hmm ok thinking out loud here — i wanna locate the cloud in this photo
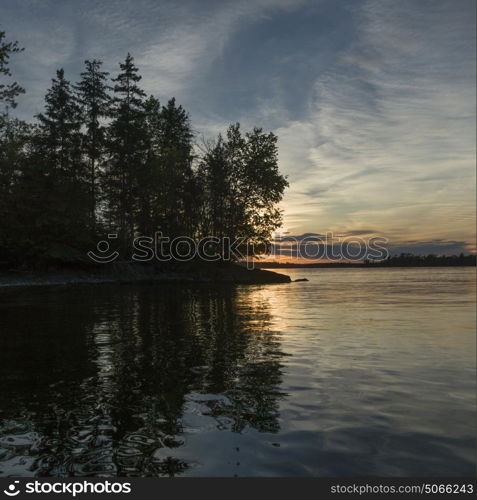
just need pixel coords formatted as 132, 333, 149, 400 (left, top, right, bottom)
271, 234, 475, 260
388, 239, 474, 256
2, 0, 309, 118
271, 0, 475, 252
1, 0, 474, 252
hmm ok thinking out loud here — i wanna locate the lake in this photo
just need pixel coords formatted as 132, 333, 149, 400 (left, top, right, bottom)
0, 267, 475, 477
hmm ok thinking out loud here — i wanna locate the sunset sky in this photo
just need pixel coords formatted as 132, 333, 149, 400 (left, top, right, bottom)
1, 0, 475, 255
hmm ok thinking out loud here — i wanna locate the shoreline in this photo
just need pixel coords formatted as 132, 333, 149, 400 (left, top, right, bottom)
258, 263, 476, 269
0, 262, 291, 290
2, 261, 474, 290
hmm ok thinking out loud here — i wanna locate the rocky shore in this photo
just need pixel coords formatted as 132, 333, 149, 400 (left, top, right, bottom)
0, 261, 291, 289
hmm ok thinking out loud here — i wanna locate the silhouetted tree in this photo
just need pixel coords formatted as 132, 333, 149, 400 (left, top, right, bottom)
76, 59, 111, 232
366, 253, 477, 267
0, 31, 26, 261
30, 69, 90, 259
36, 69, 83, 174
197, 134, 228, 239
156, 98, 194, 239
135, 95, 161, 236
0, 39, 289, 267
199, 124, 288, 256
0, 30, 24, 111
0, 117, 31, 260
104, 54, 146, 246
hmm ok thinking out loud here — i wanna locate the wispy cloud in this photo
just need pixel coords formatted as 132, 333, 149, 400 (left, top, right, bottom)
1, 0, 475, 253
270, 0, 475, 252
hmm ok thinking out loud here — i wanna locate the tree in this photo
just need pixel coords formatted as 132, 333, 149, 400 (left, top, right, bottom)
156, 97, 194, 239
136, 96, 197, 240
0, 30, 24, 111
197, 134, 228, 238
0, 40, 289, 266
104, 53, 146, 246
76, 59, 111, 232
36, 69, 83, 174
136, 95, 161, 236
0, 117, 31, 261
31, 69, 90, 259
199, 124, 288, 256
0, 31, 26, 261
239, 126, 288, 248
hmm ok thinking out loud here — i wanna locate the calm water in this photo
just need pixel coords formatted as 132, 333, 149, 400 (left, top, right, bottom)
0, 268, 475, 477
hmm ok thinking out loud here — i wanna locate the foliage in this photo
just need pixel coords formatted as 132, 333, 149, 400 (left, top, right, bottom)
0, 30, 24, 110
198, 124, 288, 254
0, 33, 288, 265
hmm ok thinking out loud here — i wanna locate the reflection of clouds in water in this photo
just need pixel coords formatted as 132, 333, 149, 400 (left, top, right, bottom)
0, 269, 474, 477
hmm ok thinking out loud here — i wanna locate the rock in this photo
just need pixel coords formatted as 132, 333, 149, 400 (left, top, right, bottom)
0, 262, 292, 288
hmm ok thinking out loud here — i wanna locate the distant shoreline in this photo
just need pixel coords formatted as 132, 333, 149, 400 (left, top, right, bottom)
257, 262, 476, 269
2, 259, 475, 290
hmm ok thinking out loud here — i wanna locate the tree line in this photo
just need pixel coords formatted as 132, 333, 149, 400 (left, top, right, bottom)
0, 31, 288, 265
365, 253, 476, 267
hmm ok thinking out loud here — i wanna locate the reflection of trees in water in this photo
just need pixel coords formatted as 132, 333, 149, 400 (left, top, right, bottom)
0, 285, 285, 477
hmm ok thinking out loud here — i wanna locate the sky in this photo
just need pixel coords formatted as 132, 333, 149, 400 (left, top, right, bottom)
1, 0, 475, 256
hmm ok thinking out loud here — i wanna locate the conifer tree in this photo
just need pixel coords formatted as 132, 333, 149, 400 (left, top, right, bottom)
105, 53, 146, 244
156, 97, 194, 239
0, 31, 24, 111
0, 117, 31, 260
136, 95, 161, 235
32, 69, 90, 258
76, 59, 111, 231
0, 38, 288, 265
36, 69, 83, 175
0, 31, 26, 261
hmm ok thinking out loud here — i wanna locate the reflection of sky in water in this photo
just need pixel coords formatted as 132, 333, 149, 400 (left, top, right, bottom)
0, 267, 475, 476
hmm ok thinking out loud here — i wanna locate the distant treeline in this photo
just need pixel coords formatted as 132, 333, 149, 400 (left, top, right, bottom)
258, 253, 476, 268
365, 253, 476, 267
0, 31, 287, 265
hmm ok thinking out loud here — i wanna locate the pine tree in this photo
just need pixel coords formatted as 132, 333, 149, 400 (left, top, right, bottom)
0, 31, 24, 111
156, 97, 194, 239
105, 53, 146, 245
0, 38, 288, 266
76, 59, 111, 232
36, 69, 83, 175
136, 95, 161, 235
0, 117, 31, 261
0, 31, 26, 261
32, 69, 90, 259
